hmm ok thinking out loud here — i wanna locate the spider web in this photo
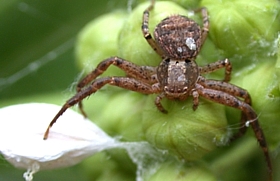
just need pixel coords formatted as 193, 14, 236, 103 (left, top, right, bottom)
0, 38, 75, 91
0, 0, 131, 101
0, 2, 74, 88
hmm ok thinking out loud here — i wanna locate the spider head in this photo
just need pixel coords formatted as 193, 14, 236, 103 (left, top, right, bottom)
154, 15, 202, 61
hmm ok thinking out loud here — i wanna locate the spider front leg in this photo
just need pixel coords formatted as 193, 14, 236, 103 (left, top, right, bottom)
198, 77, 251, 141
142, 0, 165, 57
199, 59, 232, 82
76, 57, 157, 117
44, 76, 161, 140
195, 82, 272, 180
193, 7, 209, 45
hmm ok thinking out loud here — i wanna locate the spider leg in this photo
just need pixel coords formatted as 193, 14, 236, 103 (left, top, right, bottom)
155, 92, 167, 113
199, 59, 232, 82
198, 77, 251, 141
76, 57, 157, 117
44, 76, 161, 140
154, 89, 199, 113
191, 89, 199, 111
142, 0, 165, 57
194, 7, 209, 45
195, 83, 272, 180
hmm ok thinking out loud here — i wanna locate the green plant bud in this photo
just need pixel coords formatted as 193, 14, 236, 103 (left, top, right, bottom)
143, 96, 228, 161
82, 152, 116, 180
83, 150, 135, 181
119, 1, 199, 66
137, 0, 201, 9
227, 60, 280, 149
84, 91, 145, 142
201, 0, 280, 67
96, 165, 135, 181
75, 10, 127, 75
147, 160, 217, 181
163, 0, 201, 9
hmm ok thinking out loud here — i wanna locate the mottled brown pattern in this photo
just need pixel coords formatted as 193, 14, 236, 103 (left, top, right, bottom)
154, 15, 201, 60
43, 1, 272, 180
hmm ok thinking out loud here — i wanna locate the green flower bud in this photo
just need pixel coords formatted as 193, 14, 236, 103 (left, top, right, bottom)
143, 95, 228, 161
81, 91, 145, 142
96, 167, 134, 181
85, 150, 135, 181
201, 0, 280, 68
147, 160, 217, 181
85, 152, 135, 181
162, 0, 201, 9
75, 10, 127, 75
94, 92, 145, 141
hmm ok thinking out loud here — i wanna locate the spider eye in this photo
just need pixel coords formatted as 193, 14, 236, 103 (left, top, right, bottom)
185, 59, 191, 63
165, 58, 170, 63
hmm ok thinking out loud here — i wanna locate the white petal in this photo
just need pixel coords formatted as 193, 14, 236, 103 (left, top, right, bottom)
0, 103, 117, 170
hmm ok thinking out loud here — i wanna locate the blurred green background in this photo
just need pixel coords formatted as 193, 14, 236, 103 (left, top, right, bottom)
0, 0, 129, 101
0, 0, 128, 180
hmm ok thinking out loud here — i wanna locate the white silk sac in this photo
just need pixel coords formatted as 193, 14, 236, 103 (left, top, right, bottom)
0, 103, 119, 179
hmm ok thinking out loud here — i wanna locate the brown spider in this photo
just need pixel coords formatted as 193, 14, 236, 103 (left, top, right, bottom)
43, 0, 272, 179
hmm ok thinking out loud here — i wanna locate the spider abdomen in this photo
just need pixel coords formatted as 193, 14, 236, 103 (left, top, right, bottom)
154, 15, 202, 60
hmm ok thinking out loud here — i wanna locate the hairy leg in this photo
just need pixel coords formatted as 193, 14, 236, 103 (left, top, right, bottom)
142, 0, 165, 57
196, 83, 272, 180
44, 76, 161, 139
193, 7, 209, 44
198, 77, 251, 140
199, 59, 232, 82
76, 57, 157, 116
